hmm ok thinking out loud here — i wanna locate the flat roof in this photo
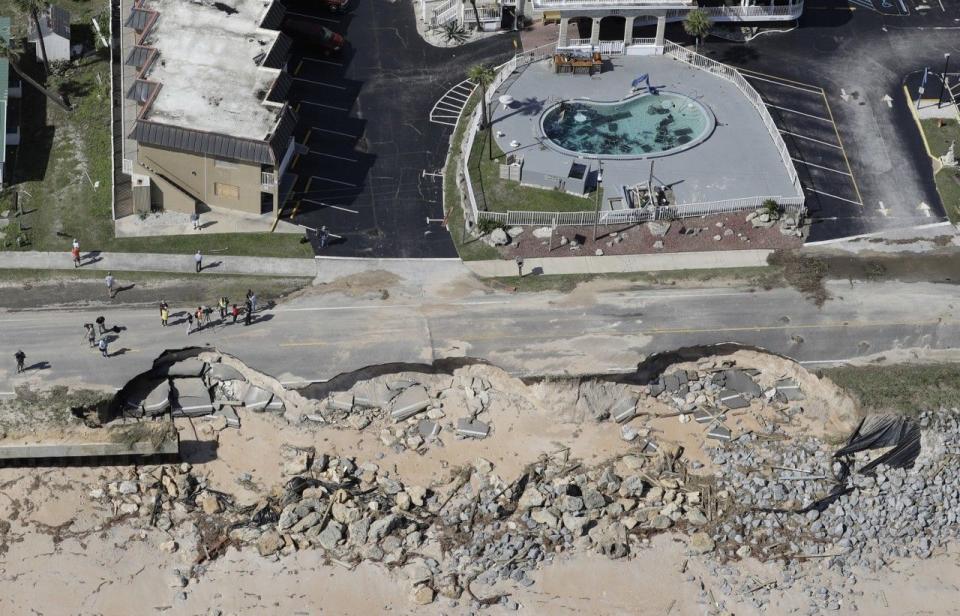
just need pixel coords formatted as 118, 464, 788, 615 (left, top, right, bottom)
139, 0, 282, 141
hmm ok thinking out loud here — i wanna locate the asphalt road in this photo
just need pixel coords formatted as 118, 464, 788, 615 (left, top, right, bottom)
3, 276, 958, 393
280, 0, 515, 257
693, 0, 960, 240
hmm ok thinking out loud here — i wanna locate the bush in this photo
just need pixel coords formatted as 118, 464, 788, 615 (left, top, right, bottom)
476, 217, 507, 234
762, 199, 779, 216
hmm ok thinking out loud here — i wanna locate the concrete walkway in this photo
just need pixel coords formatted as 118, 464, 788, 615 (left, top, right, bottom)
3, 251, 319, 277
464, 249, 773, 277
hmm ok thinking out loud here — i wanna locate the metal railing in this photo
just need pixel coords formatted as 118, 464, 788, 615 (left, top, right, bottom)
432, 0, 459, 26
566, 37, 591, 47
631, 37, 656, 46
261, 171, 277, 189
663, 41, 801, 200
598, 40, 625, 54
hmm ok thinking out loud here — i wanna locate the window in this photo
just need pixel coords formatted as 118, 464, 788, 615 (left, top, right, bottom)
214, 183, 240, 199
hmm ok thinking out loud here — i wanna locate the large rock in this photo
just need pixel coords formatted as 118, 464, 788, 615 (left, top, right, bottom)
532, 226, 553, 239
689, 532, 716, 554
317, 521, 344, 550
390, 386, 430, 421
257, 530, 284, 557
143, 380, 171, 415
369, 514, 399, 540
489, 228, 509, 246
648, 221, 671, 237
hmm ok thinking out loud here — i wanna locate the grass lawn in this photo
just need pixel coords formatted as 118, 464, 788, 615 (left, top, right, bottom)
0, 2, 311, 258
443, 91, 500, 262
468, 122, 595, 214
823, 363, 960, 415
919, 118, 960, 222
490, 266, 774, 293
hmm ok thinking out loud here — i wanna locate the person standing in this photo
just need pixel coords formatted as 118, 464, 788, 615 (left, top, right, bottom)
318, 226, 329, 249
105, 272, 115, 298
191, 212, 200, 231
71, 244, 81, 268
84, 323, 96, 347
194, 250, 203, 273
72, 238, 80, 251
203, 305, 214, 328
195, 306, 205, 331
15, 349, 26, 373
96, 315, 107, 334
244, 300, 252, 326
249, 291, 258, 314
160, 306, 169, 327
186, 312, 194, 335
98, 337, 109, 358
218, 296, 228, 319
231, 303, 239, 324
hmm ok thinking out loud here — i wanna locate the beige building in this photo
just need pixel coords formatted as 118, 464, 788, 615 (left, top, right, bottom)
118, 0, 296, 219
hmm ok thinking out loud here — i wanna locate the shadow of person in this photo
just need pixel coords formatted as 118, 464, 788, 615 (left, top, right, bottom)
111, 325, 127, 333
114, 284, 136, 296
24, 361, 51, 370
203, 261, 223, 270
110, 348, 131, 357
199, 221, 218, 230
252, 314, 275, 325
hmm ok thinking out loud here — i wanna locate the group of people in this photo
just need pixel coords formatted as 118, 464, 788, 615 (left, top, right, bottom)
160, 289, 260, 335
83, 315, 114, 358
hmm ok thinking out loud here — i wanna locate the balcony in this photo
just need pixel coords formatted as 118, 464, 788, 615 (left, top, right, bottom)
261, 171, 277, 190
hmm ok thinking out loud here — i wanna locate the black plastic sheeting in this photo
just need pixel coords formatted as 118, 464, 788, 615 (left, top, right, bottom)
756, 415, 921, 515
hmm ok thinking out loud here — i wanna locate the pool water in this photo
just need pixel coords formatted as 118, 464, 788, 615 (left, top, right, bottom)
540, 92, 714, 158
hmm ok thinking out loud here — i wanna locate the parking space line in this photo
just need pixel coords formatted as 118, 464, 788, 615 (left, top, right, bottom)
293, 77, 347, 90
792, 158, 852, 176
764, 103, 832, 123
303, 198, 359, 214
300, 57, 344, 67
295, 60, 303, 76
821, 91, 864, 207
742, 72, 822, 95
802, 186, 863, 205
311, 126, 359, 139
299, 100, 349, 112
311, 176, 359, 187
308, 149, 358, 162
779, 129, 843, 149
737, 67, 823, 92
285, 10, 339, 23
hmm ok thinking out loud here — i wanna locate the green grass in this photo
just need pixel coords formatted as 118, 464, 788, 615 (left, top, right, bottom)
443, 92, 500, 262
823, 363, 960, 415
919, 118, 960, 223
0, 3, 311, 258
468, 121, 596, 214
490, 266, 774, 293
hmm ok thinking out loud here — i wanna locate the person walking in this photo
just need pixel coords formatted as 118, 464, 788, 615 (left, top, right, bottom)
218, 296, 228, 319
194, 250, 203, 273
318, 226, 329, 249
98, 337, 109, 358
84, 323, 96, 347
96, 315, 107, 334
203, 305, 214, 329
231, 303, 239, 324
249, 291, 258, 314
191, 212, 200, 231
15, 349, 26, 373
195, 306, 205, 331
71, 244, 81, 268
244, 300, 253, 326
105, 272, 115, 298
160, 306, 169, 327
186, 312, 194, 335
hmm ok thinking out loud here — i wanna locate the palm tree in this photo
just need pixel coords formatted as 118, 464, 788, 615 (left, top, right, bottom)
683, 9, 712, 54
14, 0, 51, 76
467, 64, 496, 160
467, 0, 482, 31
0, 39, 69, 111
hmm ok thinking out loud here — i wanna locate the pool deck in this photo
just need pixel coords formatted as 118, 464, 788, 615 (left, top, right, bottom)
489, 55, 797, 210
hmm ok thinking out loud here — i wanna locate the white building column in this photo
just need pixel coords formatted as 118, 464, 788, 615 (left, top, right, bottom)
558, 17, 569, 48
590, 17, 601, 47
623, 16, 635, 46
654, 15, 666, 53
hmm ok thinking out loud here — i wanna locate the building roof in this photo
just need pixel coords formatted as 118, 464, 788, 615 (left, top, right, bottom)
128, 0, 291, 148
48, 5, 71, 39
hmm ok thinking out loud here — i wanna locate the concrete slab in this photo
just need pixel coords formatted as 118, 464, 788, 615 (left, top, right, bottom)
214, 405, 241, 428
611, 396, 638, 424
723, 369, 762, 398
775, 378, 805, 402
390, 385, 431, 422
418, 419, 440, 441
205, 362, 245, 384
172, 378, 214, 416
161, 359, 207, 378
456, 418, 490, 439
706, 423, 732, 441
243, 386, 273, 412
143, 380, 171, 416
328, 392, 355, 412
718, 390, 749, 410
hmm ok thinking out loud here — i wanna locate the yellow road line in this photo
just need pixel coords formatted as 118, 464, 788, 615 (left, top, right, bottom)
277, 317, 954, 347
291, 153, 300, 171
295, 60, 303, 76
821, 90, 864, 207
304, 128, 313, 145
295, 102, 301, 113
903, 84, 940, 165
291, 200, 302, 218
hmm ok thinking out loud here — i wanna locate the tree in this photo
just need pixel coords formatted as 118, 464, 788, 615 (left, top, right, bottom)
683, 9, 712, 54
467, 64, 496, 160
467, 0, 482, 31
0, 39, 69, 111
14, 0, 51, 76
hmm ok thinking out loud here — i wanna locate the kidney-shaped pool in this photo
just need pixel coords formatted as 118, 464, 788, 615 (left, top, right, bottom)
539, 92, 715, 159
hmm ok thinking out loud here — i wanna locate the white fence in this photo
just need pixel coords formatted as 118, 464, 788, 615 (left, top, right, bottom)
597, 40, 625, 55
458, 42, 805, 230
431, 0, 460, 26
663, 41, 802, 201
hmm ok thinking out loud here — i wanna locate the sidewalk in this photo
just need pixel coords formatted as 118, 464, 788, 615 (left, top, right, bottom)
464, 249, 774, 277
2, 251, 319, 277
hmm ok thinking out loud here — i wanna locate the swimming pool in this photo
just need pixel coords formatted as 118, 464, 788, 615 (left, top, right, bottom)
539, 92, 715, 159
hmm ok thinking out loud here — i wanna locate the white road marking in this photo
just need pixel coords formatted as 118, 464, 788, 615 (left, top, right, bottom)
792, 158, 852, 176
293, 77, 347, 90
764, 103, 832, 122
308, 149, 358, 162
299, 100, 349, 112
801, 186, 863, 206
300, 57, 343, 67
285, 10, 339, 23
779, 129, 843, 149
310, 176, 358, 187
302, 198, 359, 214
310, 126, 358, 139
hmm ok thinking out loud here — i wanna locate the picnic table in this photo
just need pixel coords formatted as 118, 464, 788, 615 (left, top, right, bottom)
553, 52, 603, 76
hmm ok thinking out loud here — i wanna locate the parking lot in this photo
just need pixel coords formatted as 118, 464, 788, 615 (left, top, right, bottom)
277, 0, 513, 257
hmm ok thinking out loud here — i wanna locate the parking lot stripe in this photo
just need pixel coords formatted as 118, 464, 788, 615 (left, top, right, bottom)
295, 60, 303, 76
285, 10, 339, 23
821, 91, 864, 206
303, 198, 360, 214
292, 153, 300, 170
764, 103, 832, 123
304, 128, 313, 143
779, 129, 843, 149
311, 176, 359, 187
802, 186, 863, 206
311, 126, 359, 139
792, 158, 852, 176
300, 57, 344, 67
742, 72, 822, 95
737, 67, 823, 92
293, 77, 347, 90
299, 100, 350, 112
308, 150, 358, 162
